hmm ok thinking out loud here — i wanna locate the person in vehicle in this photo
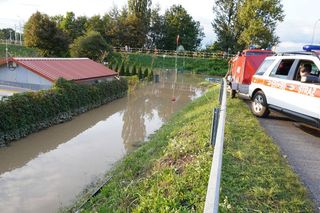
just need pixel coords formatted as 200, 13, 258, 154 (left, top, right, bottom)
297, 64, 312, 81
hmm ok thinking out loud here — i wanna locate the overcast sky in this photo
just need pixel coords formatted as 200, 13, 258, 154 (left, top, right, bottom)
0, 0, 320, 51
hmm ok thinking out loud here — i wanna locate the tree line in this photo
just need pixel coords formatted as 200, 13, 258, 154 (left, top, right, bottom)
21, 0, 204, 60
1, 0, 284, 60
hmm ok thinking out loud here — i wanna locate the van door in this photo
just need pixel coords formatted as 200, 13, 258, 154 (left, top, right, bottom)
264, 59, 296, 108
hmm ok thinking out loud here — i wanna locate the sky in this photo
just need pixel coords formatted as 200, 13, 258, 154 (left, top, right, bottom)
0, 0, 320, 52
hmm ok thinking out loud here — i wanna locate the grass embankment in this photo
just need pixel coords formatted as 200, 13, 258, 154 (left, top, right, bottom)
75, 87, 314, 212
110, 52, 228, 76
0, 44, 38, 57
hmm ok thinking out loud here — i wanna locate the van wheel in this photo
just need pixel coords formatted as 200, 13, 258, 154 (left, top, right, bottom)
251, 91, 270, 117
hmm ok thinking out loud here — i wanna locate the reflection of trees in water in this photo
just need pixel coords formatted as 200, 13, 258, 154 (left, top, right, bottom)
122, 90, 147, 151
121, 71, 206, 151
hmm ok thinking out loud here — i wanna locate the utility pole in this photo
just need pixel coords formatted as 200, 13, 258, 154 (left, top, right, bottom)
19, 23, 22, 45
9, 30, 12, 43
14, 24, 17, 44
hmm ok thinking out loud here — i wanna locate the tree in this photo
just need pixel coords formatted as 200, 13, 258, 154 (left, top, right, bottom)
212, 0, 284, 52
70, 31, 112, 62
138, 66, 143, 79
162, 5, 204, 50
24, 12, 69, 56
144, 68, 149, 79
0, 28, 15, 40
125, 64, 130, 76
237, 0, 284, 49
132, 64, 137, 75
212, 0, 242, 52
147, 69, 153, 81
128, 0, 152, 46
119, 63, 125, 76
86, 15, 105, 36
147, 5, 164, 48
59, 12, 87, 41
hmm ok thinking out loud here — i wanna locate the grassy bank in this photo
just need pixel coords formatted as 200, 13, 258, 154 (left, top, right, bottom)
110, 52, 228, 76
73, 87, 314, 212
0, 44, 38, 57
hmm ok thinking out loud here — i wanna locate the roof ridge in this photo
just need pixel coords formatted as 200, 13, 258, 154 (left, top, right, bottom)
13, 57, 89, 61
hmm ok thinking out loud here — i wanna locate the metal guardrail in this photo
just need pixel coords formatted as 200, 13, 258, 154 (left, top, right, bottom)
204, 78, 227, 213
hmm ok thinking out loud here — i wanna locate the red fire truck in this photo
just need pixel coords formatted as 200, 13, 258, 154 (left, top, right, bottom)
226, 49, 274, 98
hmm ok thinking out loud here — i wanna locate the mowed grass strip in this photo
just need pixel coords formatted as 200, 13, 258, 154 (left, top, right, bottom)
77, 88, 314, 212
220, 98, 314, 212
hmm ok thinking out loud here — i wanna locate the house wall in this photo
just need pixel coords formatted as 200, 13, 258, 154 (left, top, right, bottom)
0, 64, 52, 90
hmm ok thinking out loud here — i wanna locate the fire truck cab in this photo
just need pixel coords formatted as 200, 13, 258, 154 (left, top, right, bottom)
227, 49, 274, 98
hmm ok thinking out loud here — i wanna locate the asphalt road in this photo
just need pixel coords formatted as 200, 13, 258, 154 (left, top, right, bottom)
257, 110, 320, 210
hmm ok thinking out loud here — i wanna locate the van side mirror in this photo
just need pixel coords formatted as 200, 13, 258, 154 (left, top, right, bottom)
301, 75, 320, 83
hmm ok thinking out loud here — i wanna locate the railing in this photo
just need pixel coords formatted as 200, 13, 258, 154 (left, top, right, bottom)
204, 78, 227, 213
113, 47, 234, 59
0, 39, 23, 46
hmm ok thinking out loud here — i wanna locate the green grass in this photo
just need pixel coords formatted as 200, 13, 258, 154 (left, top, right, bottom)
0, 44, 38, 57
220, 98, 315, 212
110, 52, 228, 76
71, 87, 314, 212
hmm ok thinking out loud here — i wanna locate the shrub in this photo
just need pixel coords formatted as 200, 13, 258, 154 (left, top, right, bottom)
70, 31, 112, 62
0, 78, 128, 145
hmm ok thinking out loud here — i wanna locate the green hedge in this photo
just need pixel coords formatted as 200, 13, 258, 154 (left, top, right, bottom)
0, 78, 128, 146
109, 52, 229, 75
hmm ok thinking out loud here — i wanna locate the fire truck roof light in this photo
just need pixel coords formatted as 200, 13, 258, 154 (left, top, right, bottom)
303, 45, 320, 51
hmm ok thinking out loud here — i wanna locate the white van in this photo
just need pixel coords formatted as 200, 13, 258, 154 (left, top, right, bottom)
249, 49, 320, 128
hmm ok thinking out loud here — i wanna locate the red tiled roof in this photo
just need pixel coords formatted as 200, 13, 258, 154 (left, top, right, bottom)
0, 57, 117, 82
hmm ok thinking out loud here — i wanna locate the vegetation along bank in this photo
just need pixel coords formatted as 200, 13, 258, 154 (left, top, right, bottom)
0, 78, 128, 146
109, 52, 229, 76
73, 87, 314, 212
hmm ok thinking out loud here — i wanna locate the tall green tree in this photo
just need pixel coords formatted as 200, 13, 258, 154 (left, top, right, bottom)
212, 0, 284, 52
162, 5, 204, 50
237, 0, 284, 49
127, 0, 152, 47
24, 12, 69, 56
86, 15, 105, 36
147, 5, 164, 48
70, 31, 112, 62
212, 0, 242, 52
59, 12, 87, 41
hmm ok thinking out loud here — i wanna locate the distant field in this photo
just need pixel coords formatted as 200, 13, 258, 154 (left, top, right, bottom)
110, 52, 229, 76
0, 44, 38, 58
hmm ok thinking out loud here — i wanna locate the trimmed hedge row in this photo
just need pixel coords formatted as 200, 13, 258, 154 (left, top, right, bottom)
0, 78, 128, 146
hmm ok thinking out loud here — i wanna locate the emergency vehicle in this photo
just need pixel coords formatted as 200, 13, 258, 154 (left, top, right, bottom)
249, 45, 320, 128
227, 49, 274, 98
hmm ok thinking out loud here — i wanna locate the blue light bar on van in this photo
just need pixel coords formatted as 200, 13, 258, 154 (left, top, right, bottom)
303, 45, 320, 51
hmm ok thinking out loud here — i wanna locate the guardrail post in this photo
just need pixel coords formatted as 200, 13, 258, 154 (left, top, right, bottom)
211, 108, 220, 146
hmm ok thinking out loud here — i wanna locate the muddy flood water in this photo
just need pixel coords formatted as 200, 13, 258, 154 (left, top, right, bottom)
0, 71, 211, 213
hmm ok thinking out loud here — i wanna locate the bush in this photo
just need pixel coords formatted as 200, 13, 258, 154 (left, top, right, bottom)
119, 63, 125, 76
70, 31, 112, 62
138, 66, 143, 80
147, 69, 154, 81
0, 78, 128, 145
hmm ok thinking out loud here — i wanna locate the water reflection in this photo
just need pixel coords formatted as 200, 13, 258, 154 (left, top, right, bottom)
0, 71, 208, 213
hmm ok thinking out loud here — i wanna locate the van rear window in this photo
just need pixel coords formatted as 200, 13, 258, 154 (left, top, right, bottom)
255, 59, 275, 75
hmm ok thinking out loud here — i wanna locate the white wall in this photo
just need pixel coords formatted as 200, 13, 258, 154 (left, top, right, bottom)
0, 64, 52, 90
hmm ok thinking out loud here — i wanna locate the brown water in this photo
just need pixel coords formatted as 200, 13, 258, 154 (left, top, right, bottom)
0, 71, 209, 213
